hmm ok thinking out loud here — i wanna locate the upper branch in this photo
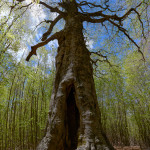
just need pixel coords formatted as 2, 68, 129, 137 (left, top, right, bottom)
81, 11, 122, 25
78, 1, 106, 10
41, 15, 62, 41
80, 13, 107, 23
120, 2, 142, 20
78, 0, 125, 13
26, 31, 62, 61
80, 2, 143, 26
108, 19, 145, 61
39, 1, 64, 16
33, 19, 53, 32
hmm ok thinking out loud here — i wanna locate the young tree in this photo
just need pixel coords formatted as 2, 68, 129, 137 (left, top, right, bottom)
15, 0, 149, 149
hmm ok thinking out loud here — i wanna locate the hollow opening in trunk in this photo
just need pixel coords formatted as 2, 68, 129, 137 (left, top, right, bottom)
65, 85, 80, 150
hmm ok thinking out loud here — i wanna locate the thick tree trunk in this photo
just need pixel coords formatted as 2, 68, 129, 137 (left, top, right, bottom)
37, 15, 114, 150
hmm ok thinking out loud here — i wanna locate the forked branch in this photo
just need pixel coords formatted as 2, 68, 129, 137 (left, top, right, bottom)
120, 2, 142, 20
41, 15, 62, 41
33, 19, 53, 32
26, 31, 62, 61
81, 14, 107, 23
39, 1, 64, 15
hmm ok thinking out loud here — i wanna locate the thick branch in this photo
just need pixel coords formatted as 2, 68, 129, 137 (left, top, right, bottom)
26, 31, 61, 61
41, 15, 62, 41
33, 19, 53, 32
84, 11, 121, 22
81, 14, 107, 23
39, 1, 64, 15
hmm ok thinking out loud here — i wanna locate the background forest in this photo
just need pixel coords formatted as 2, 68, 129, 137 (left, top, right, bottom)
0, 0, 150, 150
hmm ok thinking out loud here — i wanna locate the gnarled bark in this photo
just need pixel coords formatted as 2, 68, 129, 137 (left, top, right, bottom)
36, 13, 114, 150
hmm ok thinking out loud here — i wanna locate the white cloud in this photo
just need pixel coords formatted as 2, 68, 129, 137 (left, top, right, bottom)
25, 1, 46, 30
86, 39, 94, 49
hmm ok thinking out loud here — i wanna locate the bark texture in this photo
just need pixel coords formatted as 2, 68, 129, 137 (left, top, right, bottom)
36, 2, 114, 150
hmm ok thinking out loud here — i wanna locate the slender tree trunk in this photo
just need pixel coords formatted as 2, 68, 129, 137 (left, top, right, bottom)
35, 89, 39, 147
31, 90, 34, 148
37, 12, 114, 150
5, 73, 16, 149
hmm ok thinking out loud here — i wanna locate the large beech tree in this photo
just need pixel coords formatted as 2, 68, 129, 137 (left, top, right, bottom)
16, 0, 148, 149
